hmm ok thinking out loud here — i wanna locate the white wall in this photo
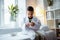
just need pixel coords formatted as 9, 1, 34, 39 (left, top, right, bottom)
53, 0, 60, 9
17, 0, 26, 27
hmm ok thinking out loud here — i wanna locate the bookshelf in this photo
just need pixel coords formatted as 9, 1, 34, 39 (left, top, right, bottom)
46, 6, 60, 40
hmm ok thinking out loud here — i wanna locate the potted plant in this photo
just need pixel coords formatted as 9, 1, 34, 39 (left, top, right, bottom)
8, 4, 19, 21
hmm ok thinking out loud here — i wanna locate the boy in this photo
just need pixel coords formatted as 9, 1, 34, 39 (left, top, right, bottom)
22, 6, 41, 40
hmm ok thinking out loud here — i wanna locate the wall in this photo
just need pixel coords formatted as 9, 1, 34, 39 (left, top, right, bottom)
26, 0, 37, 9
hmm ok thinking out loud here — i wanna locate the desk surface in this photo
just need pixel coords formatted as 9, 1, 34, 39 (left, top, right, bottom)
0, 31, 35, 40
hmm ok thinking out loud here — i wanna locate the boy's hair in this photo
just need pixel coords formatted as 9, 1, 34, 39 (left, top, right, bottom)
27, 6, 34, 11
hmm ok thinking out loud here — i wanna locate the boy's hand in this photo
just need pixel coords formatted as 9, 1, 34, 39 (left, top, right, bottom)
25, 23, 30, 27
30, 22, 35, 26
26, 22, 35, 27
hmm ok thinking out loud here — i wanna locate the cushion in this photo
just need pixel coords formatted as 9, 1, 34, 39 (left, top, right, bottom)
40, 25, 50, 31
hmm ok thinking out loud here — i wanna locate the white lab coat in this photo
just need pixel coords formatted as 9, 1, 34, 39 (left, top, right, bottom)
20, 16, 41, 40
22, 16, 41, 31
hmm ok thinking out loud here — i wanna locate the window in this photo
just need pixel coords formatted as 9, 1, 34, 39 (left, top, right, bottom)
4, 0, 15, 24
0, 0, 26, 28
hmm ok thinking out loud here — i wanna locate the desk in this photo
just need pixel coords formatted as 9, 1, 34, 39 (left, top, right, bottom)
0, 31, 35, 40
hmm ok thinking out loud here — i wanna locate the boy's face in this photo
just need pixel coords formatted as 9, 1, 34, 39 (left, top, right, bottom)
27, 11, 33, 18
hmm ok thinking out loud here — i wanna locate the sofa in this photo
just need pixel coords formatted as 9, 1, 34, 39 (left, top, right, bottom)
37, 25, 57, 40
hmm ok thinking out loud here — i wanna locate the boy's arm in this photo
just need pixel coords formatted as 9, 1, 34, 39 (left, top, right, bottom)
31, 20, 41, 31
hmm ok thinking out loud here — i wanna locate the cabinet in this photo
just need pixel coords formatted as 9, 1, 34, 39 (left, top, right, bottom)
46, 7, 60, 29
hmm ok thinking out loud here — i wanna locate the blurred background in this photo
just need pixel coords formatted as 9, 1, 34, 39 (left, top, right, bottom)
0, 0, 60, 40
0, 0, 60, 29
